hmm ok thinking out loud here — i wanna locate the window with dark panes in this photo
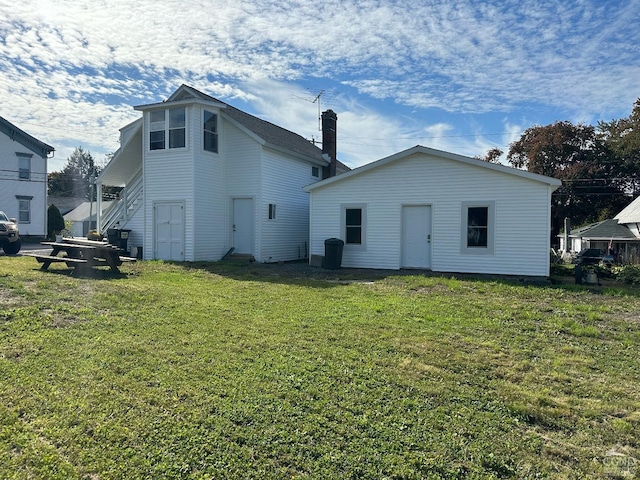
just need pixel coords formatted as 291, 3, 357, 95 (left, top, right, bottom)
149, 110, 166, 150
467, 206, 488, 247
168, 107, 186, 148
345, 208, 362, 244
203, 110, 218, 153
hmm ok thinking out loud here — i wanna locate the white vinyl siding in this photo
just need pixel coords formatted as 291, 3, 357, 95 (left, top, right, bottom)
308, 152, 553, 276
260, 149, 313, 262
0, 134, 47, 236
143, 107, 194, 260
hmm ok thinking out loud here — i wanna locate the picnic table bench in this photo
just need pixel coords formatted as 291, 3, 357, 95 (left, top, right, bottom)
25, 237, 136, 274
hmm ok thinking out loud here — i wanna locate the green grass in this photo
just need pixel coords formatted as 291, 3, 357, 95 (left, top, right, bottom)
1, 257, 639, 479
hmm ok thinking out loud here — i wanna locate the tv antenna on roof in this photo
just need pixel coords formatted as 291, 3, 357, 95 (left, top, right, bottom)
293, 88, 333, 131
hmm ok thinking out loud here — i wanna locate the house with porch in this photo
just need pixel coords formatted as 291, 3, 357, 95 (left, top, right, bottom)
96, 85, 346, 262
558, 196, 640, 263
0, 115, 54, 237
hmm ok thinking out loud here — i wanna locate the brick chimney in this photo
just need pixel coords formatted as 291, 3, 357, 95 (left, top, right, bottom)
321, 109, 337, 179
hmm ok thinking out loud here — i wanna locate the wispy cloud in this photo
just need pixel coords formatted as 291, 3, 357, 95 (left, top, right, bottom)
0, 0, 638, 170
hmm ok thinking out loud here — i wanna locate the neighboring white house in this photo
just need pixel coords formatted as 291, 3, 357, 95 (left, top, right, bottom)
559, 196, 640, 262
0, 116, 54, 236
96, 85, 347, 262
303, 146, 562, 276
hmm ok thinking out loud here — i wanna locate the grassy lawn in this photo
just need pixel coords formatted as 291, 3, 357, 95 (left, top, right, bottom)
1, 257, 639, 479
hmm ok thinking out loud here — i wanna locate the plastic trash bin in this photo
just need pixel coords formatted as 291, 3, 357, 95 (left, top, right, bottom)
323, 238, 344, 269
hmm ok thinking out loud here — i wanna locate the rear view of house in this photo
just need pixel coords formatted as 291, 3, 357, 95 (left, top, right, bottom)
304, 146, 561, 277
97, 85, 346, 262
0, 116, 54, 237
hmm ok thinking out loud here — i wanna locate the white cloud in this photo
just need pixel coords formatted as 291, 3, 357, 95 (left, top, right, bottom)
0, 0, 638, 171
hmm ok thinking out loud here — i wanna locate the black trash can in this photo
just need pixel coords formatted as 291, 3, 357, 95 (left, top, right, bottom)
107, 228, 132, 254
107, 228, 119, 246
323, 238, 344, 269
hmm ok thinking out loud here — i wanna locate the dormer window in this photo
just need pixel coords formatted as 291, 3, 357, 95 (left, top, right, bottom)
149, 107, 186, 150
203, 110, 218, 153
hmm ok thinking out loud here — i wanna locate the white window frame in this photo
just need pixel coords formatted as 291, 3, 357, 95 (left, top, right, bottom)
16, 196, 32, 224
341, 204, 367, 250
148, 107, 186, 151
203, 110, 218, 153
460, 201, 495, 255
17, 153, 32, 180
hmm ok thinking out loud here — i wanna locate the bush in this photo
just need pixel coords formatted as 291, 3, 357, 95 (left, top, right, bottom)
47, 204, 65, 239
613, 265, 640, 285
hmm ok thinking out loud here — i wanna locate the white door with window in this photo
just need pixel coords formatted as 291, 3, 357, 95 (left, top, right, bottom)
233, 198, 254, 254
155, 202, 184, 261
401, 205, 432, 268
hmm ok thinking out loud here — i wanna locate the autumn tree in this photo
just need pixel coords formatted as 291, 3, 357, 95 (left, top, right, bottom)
507, 121, 628, 241
598, 98, 640, 197
477, 147, 503, 163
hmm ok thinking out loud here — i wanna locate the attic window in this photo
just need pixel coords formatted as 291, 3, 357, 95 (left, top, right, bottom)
203, 110, 218, 153
149, 108, 186, 150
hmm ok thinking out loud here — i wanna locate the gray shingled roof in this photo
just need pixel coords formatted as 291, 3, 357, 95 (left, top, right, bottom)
0, 115, 54, 158
569, 218, 637, 239
176, 85, 332, 164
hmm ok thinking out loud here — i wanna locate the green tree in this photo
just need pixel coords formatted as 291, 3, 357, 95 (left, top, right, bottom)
48, 147, 100, 199
47, 204, 65, 239
598, 98, 640, 197
507, 121, 628, 242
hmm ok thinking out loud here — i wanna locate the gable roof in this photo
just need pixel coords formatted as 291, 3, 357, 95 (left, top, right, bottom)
303, 145, 562, 192
137, 84, 328, 164
614, 195, 640, 224
567, 218, 638, 240
0, 115, 54, 159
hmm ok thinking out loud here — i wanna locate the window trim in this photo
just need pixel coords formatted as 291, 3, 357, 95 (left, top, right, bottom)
203, 109, 219, 153
341, 203, 367, 250
16, 152, 32, 180
148, 107, 187, 151
460, 201, 495, 255
16, 195, 32, 224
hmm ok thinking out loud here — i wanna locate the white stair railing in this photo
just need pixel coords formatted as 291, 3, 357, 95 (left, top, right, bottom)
101, 170, 143, 232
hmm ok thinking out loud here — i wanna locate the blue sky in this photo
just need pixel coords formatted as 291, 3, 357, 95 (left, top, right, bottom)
1, 0, 639, 172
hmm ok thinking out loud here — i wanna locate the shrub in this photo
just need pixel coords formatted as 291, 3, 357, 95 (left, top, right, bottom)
47, 204, 65, 239
613, 265, 640, 285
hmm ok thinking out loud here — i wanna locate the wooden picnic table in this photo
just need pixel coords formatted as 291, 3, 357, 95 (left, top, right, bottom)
26, 237, 135, 274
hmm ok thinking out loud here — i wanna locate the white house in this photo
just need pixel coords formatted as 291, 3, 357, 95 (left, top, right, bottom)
304, 146, 562, 277
0, 116, 54, 237
96, 85, 347, 262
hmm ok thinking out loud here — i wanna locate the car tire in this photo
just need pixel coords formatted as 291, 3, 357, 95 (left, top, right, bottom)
3, 239, 21, 255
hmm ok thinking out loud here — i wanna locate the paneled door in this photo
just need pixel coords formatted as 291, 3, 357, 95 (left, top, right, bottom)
154, 202, 184, 261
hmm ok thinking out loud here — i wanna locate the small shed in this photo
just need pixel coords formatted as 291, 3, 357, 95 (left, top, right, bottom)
64, 201, 113, 237
303, 146, 561, 277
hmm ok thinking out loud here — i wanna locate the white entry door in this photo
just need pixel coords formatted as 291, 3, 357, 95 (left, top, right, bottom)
233, 198, 254, 254
155, 202, 184, 261
401, 205, 432, 269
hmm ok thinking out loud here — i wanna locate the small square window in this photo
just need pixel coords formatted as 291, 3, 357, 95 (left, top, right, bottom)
311, 166, 319, 177
268, 204, 276, 220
